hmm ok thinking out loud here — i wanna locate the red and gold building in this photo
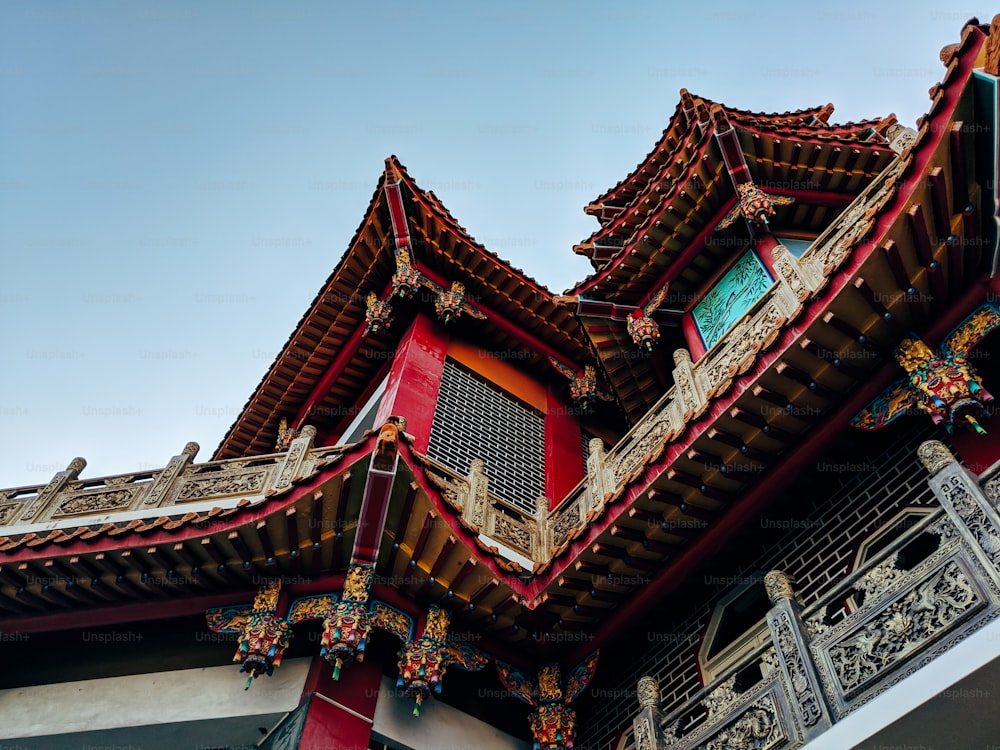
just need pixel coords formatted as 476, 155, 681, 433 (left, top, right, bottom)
4, 15, 1000, 750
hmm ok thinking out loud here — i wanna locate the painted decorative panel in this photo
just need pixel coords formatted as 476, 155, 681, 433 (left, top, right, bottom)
693, 250, 774, 350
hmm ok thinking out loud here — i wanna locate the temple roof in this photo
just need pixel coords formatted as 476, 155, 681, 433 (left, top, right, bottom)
2, 14, 999, 666
214, 156, 595, 460
587, 94, 881, 214
564, 93, 903, 421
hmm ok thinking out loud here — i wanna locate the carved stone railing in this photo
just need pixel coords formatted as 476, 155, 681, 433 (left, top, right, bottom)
627, 440, 1000, 749
546, 155, 908, 550
0, 427, 345, 534
420, 457, 544, 561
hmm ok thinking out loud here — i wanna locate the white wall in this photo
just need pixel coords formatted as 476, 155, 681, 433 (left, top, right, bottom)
0, 657, 310, 748
372, 676, 531, 750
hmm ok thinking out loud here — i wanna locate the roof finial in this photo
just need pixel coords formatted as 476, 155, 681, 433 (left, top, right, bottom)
986, 15, 1000, 75
384, 156, 401, 184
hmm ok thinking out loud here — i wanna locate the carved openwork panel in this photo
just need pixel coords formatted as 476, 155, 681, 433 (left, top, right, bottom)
800, 158, 904, 271
612, 416, 673, 485
174, 470, 268, 502
488, 509, 533, 556
0, 499, 25, 524
551, 500, 583, 547
984, 472, 1000, 507
939, 472, 1000, 564
52, 474, 153, 517
54, 488, 140, 516
818, 557, 983, 703
770, 611, 822, 729
701, 301, 783, 391
670, 687, 792, 750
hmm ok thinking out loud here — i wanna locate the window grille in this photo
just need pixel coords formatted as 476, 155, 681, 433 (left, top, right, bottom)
427, 359, 545, 514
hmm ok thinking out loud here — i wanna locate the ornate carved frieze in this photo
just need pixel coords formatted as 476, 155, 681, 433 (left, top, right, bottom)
613, 417, 673, 485
490, 513, 532, 554
175, 470, 267, 502
985, 474, 1000, 507
803, 158, 905, 271
938, 473, 1000, 564
701, 692, 785, 750
551, 500, 583, 547
855, 559, 906, 600
827, 560, 979, 697
55, 488, 137, 516
701, 301, 783, 392
0, 503, 19, 524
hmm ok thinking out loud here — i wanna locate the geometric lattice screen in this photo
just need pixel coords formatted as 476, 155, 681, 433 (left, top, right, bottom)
427, 359, 546, 514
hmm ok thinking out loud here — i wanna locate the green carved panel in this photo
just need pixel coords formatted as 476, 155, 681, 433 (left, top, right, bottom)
692, 250, 773, 350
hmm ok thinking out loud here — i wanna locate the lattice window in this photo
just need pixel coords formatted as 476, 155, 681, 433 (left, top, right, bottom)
427, 359, 545, 514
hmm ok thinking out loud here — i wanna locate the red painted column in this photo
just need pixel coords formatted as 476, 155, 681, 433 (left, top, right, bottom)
373, 313, 449, 453
294, 654, 383, 749
682, 314, 707, 361
545, 384, 584, 508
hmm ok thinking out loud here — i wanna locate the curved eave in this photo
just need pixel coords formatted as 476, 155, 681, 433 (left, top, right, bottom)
216, 158, 595, 461
214, 177, 397, 460
592, 96, 842, 210
395, 169, 591, 365
572, 134, 898, 302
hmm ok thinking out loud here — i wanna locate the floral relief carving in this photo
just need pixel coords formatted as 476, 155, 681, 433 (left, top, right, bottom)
492, 513, 532, 552
984, 474, 1000, 507
702, 303, 783, 390
702, 693, 784, 750
806, 158, 904, 270
614, 418, 672, 484
176, 471, 266, 501
856, 558, 905, 599
552, 504, 581, 546
828, 560, 978, 696
941, 475, 1000, 563
0, 502, 22, 524
633, 718, 654, 750
56, 488, 136, 515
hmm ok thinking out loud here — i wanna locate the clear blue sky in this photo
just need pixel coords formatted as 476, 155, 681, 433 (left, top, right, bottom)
0, 1, 991, 489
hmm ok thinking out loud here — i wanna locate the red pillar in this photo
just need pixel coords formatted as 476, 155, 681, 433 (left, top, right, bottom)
294, 654, 384, 749
545, 383, 584, 508
373, 313, 449, 452
681, 314, 707, 361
